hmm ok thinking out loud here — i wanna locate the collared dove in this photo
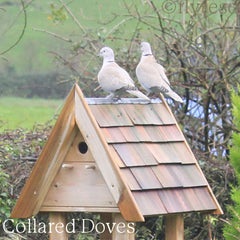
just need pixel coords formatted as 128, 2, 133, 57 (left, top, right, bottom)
98, 47, 149, 100
136, 42, 183, 103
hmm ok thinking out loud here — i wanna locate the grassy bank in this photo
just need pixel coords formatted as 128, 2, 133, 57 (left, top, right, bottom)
0, 97, 62, 131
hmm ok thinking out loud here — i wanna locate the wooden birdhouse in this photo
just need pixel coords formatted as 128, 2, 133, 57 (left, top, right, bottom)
11, 84, 223, 240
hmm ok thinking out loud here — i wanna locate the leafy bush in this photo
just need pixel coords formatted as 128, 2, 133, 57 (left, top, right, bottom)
0, 125, 50, 238
0, 167, 14, 223
223, 89, 240, 240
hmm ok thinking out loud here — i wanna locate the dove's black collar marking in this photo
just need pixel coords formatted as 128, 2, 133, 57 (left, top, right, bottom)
143, 54, 152, 56
107, 60, 115, 63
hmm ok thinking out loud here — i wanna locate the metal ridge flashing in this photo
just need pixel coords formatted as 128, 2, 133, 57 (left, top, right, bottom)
85, 98, 162, 105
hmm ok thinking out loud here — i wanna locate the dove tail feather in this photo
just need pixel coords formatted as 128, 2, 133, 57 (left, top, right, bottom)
166, 91, 183, 103
126, 90, 150, 100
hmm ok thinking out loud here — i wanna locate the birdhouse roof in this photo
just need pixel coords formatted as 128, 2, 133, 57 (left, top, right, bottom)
11, 84, 222, 222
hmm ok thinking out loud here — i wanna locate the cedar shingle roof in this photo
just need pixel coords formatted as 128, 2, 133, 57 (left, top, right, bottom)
11, 84, 222, 221
87, 98, 222, 216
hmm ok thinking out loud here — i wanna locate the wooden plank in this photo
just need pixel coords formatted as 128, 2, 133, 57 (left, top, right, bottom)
100, 213, 113, 240
132, 191, 167, 216
152, 164, 208, 189
179, 165, 208, 187
49, 212, 68, 240
101, 127, 126, 143
165, 214, 184, 240
89, 104, 133, 127
160, 125, 185, 141
152, 103, 176, 125
158, 189, 194, 213
118, 126, 142, 142
193, 187, 218, 211
117, 188, 144, 222
146, 143, 182, 164
130, 167, 162, 190
152, 165, 183, 188
40, 206, 120, 213
142, 126, 168, 142
113, 143, 158, 167
120, 169, 141, 190
112, 213, 135, 240
124, 104, 163, 125
170, 142, 196, 164
108, 145, 126, 168
113, 143, 146, 167
11, 86, 77, 218
75, 85, 144, 222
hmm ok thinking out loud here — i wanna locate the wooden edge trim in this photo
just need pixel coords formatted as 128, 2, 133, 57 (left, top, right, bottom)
74, 84, 144, 222
11, 86, 76, 218
40, 206, 120, 213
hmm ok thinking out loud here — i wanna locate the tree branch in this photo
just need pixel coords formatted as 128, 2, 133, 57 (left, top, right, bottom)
0, 0, 28, 55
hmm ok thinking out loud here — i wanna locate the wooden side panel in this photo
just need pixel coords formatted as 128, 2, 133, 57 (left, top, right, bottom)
74, 85, 144, 222
42, 162, 117, 208
64, 131, 95, 162
11, 86, 76, 218
165, 214, 184, 240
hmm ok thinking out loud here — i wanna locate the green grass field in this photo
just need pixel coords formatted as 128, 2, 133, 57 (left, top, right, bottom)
0, 97, 63, 131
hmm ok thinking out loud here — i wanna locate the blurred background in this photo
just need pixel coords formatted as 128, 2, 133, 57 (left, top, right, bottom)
1, 0, 240, 239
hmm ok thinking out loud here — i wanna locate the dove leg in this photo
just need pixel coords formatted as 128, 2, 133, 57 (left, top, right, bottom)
106, 93, 115, 99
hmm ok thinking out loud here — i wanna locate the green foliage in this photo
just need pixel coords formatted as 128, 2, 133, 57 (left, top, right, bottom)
223, 88, 240, 240
231, 92, 240, 131
0, 166, 14, 223
230, 90, 240, 180
229, 88, 240, 180
135, 216, 164, 239
0, 126, 50, 238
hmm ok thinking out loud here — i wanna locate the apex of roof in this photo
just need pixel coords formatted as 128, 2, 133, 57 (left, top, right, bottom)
85, 97, 160, 105
11, 84, 223, 221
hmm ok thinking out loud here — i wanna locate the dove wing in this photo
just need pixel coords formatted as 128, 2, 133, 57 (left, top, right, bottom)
155, 63, 170, 85
136, 56, 170, 91
98, 62, 134, 93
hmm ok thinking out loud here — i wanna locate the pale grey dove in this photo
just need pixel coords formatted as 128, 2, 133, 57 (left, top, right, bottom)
98, 47, 149, 100
136, 42, 183, 103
